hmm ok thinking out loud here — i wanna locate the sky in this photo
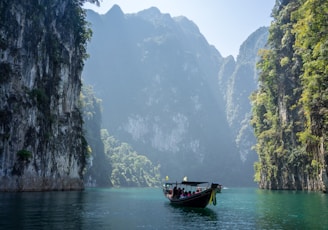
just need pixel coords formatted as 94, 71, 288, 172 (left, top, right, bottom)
84, 0, 275, 58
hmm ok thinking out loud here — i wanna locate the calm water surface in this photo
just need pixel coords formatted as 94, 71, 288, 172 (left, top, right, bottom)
0, 187, 327, 229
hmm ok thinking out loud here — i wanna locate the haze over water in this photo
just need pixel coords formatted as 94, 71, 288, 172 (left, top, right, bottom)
1, 187, 327, 229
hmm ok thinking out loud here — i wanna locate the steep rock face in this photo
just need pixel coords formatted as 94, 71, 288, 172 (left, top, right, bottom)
218, 27, 269, 181
0, 1, 88, 191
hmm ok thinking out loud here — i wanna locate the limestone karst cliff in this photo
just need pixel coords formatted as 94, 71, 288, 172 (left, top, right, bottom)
0, 1, 90, 191
252, 0, 328, 191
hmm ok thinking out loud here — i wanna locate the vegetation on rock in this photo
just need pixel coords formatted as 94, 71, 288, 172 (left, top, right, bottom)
251, 0, 328, 191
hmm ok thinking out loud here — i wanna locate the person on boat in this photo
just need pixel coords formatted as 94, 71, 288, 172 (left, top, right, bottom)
175, 187, 182, 199
180, 188, 184, 198
173, 186, 178, 199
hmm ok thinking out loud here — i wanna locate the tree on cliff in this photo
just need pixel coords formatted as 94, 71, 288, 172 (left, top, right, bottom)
251, 0, 328, 191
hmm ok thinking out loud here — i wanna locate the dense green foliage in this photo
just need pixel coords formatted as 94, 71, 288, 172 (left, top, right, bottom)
101, 129, 161, 187
252, 0, 328, 191
293, 0, 328, 152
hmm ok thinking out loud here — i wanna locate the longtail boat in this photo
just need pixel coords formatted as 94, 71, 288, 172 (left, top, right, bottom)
162, 181, 221, 208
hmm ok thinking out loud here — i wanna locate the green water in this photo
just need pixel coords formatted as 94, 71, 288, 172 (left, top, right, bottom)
0, 187, 327, 229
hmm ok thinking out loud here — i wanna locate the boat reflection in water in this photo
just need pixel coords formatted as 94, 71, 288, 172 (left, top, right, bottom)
163, 181, 222, 208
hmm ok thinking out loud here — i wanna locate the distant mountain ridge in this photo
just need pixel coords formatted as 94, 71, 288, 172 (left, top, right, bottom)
219, 27, 269, 162
83, 5, 267, 186
218, 27, 269, 181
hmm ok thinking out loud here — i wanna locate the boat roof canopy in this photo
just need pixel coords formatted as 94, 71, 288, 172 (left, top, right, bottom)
165, 181, 208, 186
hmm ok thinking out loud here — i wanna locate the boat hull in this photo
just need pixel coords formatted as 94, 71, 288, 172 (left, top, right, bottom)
167, 188, 213, 208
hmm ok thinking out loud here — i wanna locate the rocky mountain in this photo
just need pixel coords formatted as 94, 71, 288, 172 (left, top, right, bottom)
83, 5, 247, 185
218, 27, 269, 181
0, 1, 90, 191
252, 0, 328, 191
